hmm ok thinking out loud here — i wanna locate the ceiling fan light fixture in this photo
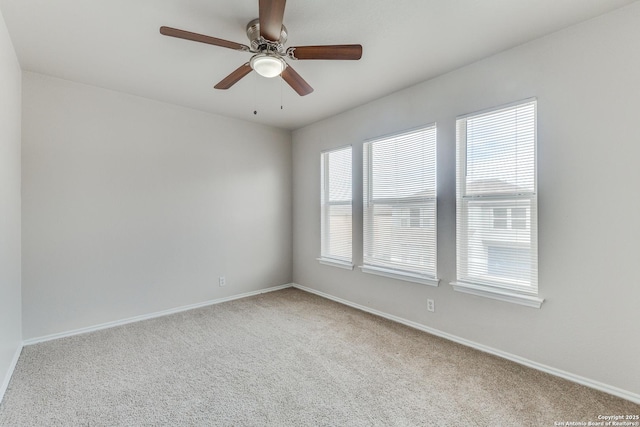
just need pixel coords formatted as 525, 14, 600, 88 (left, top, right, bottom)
250, 54, 285, 78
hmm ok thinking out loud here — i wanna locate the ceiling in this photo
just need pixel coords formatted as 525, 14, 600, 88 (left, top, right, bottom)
0, 0, 635, 130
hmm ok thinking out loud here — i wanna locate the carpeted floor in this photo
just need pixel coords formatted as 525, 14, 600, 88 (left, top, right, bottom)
0, 288, 638, 426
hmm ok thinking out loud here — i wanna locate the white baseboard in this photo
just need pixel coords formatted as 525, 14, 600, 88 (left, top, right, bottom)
23, 283, 294, 346
292, 283, 640, 405
0, 343, 23, 404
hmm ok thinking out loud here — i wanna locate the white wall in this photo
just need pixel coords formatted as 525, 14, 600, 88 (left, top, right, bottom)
292, 3, 640, 398
22, 73, 292, 340
0, 8, 22, 396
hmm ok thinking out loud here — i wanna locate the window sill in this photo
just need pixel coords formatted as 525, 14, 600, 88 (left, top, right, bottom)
450, 281, 544, 308
317, 258, 354, 270
360, 265, 440, 287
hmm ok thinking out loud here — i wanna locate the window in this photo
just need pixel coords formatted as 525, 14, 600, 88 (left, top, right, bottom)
511, 208, 527, 229
493, 207, 527, 230
319, 146, 353, 269
362, 125, 438, 286
493, 208, 508, 229
453, 99, 542, 307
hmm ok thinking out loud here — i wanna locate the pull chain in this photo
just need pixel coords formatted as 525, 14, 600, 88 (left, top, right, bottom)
253, 72, 258, 115
280, 76, 283, 110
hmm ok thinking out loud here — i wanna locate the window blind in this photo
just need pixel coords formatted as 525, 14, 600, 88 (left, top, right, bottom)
320, 146, 352, 264
456, 100, 538, 293
363, 125, 437, 280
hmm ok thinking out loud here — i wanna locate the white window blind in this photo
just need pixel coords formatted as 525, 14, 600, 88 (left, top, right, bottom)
363, 125, 438, 284
455, 100, 539, 303
320, 146, 352, 266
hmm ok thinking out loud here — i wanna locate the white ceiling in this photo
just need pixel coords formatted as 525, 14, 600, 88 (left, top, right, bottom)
1, 0, 635, 130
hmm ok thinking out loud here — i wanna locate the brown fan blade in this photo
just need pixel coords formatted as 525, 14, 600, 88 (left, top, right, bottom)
214, 63, 253, 90
281, 65, 313, 96
259, 0, 286, 41
287, 45, 363, 60
160, 26, 249, 51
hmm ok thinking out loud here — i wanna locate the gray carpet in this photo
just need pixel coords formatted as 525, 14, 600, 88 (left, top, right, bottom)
0, 288, 638, 426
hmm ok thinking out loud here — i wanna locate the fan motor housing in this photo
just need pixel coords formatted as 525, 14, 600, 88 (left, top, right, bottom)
246, 18, 287, 52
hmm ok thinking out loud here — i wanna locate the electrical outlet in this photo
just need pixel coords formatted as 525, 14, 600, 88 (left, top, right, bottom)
219, 276, 226, 287
427, 299, 435, 313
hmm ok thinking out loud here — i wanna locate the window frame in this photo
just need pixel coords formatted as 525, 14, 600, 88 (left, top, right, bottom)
317, 145, 354, 270
360, 124, 439, 286
451, 98, 543, 308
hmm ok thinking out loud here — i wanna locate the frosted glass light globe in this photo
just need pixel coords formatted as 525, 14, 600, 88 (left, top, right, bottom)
250, 54, 285, 78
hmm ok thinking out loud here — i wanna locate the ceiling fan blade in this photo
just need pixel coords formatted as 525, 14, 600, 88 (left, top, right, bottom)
160, 26, 249, 51
281, 65, 313, 96
214, 63, 253, 90
259, 0, 286, 41
287, 45, 363, 60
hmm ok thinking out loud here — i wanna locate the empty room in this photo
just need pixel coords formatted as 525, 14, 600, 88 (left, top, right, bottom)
1, 0, 639, 425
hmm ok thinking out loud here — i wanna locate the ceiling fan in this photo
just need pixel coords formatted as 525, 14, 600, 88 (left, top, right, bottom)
159, 0, 362, 96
